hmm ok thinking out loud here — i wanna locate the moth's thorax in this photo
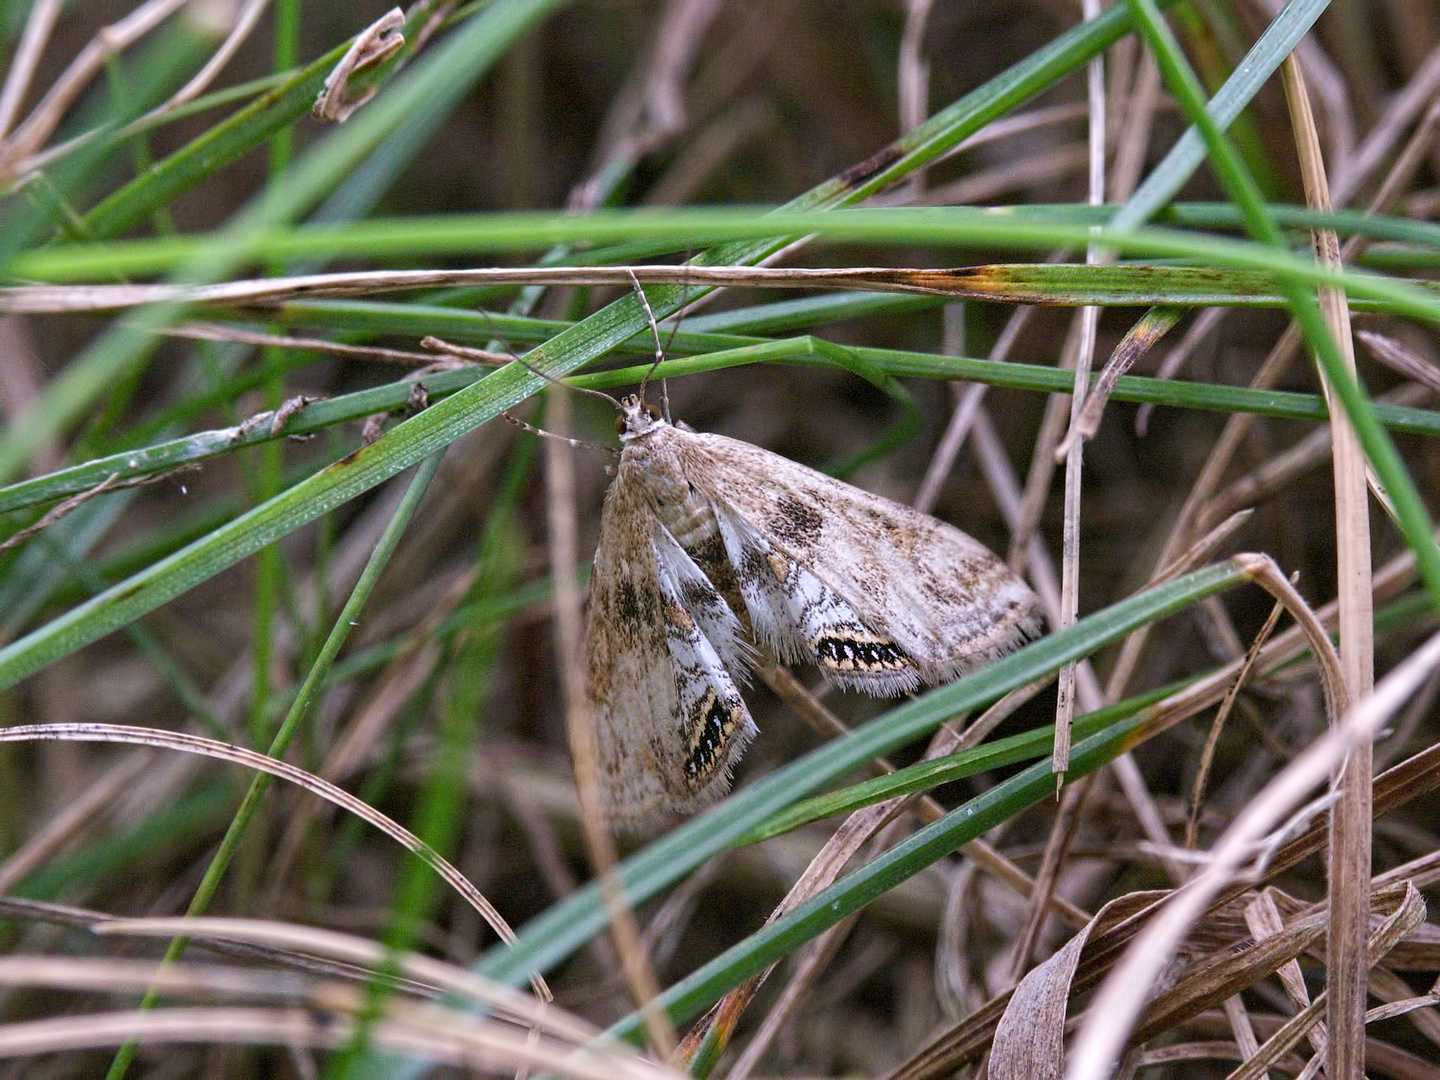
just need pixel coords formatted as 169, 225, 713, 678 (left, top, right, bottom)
619, 425, 718, 552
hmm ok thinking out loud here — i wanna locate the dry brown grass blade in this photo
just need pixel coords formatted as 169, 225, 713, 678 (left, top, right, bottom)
1224, 883, 1425, 1080
885, 723, 1440, 1080
1245, 891, 1327, 1059
1229, 554, 1348, 726
1108, 49, 1158, 189
1369, 965, 1440, 1053
0, 0, 192, 178
1132, 881, 1423, 1061
0, 0, 61, 141
0, 722, 549, 999
0, 954, 358, 1002
1220, 994, 1262, 1070
990, 893, 1100, 1080
1284, 54, 1376, 1080
1066, 625, 1440, 1080
0, 1003, 680, 1079
0, 897, 447, 996
985, 891, 1164, 1080
95, 916, 596, 1040
1358, 328, 1440, 395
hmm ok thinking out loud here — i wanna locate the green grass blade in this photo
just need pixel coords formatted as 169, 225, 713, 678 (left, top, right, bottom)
102, 451, 443, 1078
1123, 0, 1440, 607
11, 315, 1440, 520
609, 685, 1203, 1040
0, 0, 567, 487
0, 0, 1174, 686
1116, 0, 1330, 228
739, 682, 1184, 844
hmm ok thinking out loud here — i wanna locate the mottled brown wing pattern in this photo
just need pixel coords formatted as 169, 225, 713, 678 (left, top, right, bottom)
676, 431, 1044, 686
585, 403, 1042, 830
585, 470, 756, 829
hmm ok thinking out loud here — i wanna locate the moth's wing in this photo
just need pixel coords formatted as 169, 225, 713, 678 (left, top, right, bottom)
652, 523, 754, 675
586, 476, 756, 829
711, 502, 923, 694
681, 432, 1044, 691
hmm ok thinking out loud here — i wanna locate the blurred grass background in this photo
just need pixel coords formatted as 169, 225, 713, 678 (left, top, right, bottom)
1, 0, 1440, 1077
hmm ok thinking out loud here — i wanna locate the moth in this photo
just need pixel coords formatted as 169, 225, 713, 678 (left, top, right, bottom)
585, 388, 1044, 830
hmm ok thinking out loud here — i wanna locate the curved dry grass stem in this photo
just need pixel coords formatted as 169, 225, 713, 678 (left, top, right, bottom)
1185, 595, 1285, 850
94, 917, 595, 1041
0, 722, 548, 1001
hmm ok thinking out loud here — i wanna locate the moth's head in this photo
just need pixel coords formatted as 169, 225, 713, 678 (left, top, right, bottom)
614, 394, 667, 441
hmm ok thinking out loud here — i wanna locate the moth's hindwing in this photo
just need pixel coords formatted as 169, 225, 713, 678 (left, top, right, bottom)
653, 525, 751, 675
653, 537, 757, 790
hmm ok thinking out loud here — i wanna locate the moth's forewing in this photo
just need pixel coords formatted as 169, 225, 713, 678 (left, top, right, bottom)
676, 430, 1044, 685
585, 449, 755, 829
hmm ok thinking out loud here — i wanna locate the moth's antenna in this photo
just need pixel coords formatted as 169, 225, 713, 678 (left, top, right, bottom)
660, 254, 695, 359
628, 269, 671, 422
422, 335, 623, 410
500, 411, 619, 456
422, 335, 620, 457
655, 259, 696, 423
